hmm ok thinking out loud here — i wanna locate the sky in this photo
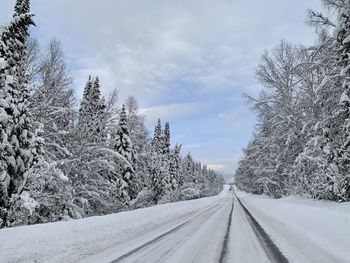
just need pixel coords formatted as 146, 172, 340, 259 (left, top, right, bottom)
0, 0, 325, 181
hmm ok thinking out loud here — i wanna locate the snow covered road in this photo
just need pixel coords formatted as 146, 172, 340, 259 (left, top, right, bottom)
2, 186, 350, 263
236, 191, 350, 263
0, 186, 235, 263
107, 196, 231, 263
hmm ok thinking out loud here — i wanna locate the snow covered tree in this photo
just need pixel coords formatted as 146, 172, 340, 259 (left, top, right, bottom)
124, 96, 150, 188
78, 76, 106, 144
161, 122, 177, 191
177, 152, 222, 200
125, 96, 148, 149
0, 0, 42, 227
235, 41, 311, 198
114, 105, 138, 202
149, 119, 164, 202
149, 119, 170, 203
152, 118, 163, 155
163, 122, 171, 154
25, 38, 41, 81
66, 76, 116, 215
0, 0, 224, 226
236, 0, 350, 201
30, 39, 75, 161
182, 153, 197, 185
14, 0, 30, 15
9, 38, 82, 225
90, 77, 106, 142
104, 89, 119, 134
291, 37, 342, 199
293, 0, 350, 201
79, 77, 92, 118
169, 144, 182, 190
333, 0, 350, 200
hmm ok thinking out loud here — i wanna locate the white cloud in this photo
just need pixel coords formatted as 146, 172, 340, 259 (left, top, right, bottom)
0, 0, 325, 178
15, 0, 320, 105
140, 101, 211, 127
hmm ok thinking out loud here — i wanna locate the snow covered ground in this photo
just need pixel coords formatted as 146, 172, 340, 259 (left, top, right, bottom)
2, 186, 350, 263
0, 186, 233, 263
236, 191, 350, 263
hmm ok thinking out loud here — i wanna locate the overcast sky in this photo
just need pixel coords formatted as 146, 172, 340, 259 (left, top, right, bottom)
0, 0, 324, 180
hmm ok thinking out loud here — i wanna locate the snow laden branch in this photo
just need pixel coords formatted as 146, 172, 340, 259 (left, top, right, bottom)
236, 1, 350, 202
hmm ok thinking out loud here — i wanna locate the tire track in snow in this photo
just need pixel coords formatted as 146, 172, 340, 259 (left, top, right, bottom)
110, 201, 221, 263
152, 203, 224, 263
235, 193, 289, 263
218, 195, 234, 263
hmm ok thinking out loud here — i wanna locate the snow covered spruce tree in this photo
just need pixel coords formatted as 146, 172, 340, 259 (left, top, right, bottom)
162, 122, 178, 191
292, 0, 350, 201
182, 153, 197, 186
0, 0, 43, 227
90, 77, 107, 142
149, 119, 168, 203
235, 135, 266, 195
8, 38, 82, 226
113, 105, 138, 203
179, 152, 223, 200
169, 143, 182, 190
78, 77, 93, 130
146, 119, 222, 203
179, 153, 200, 199
0, 0, 223, 227
78, 76, 106, 143
68, 76, 114, 215
291, 41, 343, 199
163, 122, 171, 155
333, 0, 350, 200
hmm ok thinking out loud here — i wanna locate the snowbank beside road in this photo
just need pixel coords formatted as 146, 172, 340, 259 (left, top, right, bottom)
0, 187, 230, 263
237, 191, 350, 263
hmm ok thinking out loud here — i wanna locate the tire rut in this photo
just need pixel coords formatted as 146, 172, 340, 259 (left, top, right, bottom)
218, 197, 234, 263
235, 193, 289, 263
110, 200, 221, 263
153, 203, 224, 263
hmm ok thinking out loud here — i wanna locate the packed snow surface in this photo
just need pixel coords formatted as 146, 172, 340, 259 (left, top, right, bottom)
2, 186, 350, 263
0, 186, 233, 263
236, 191, 350, 263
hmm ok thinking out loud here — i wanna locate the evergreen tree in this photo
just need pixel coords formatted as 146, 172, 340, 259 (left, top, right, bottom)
169, 144, 182, 190
0, 0, 224, 227
0, 0, 42, 227
78, 76, 106, 143
236, 1, 350, 201
163, 122, 171, 154
334, 0, 350, 200
14, 0, 30, 16
69, 76, 112, 215
17, 39, 80, 225
150, 119, 168, 203
78, 76, 92, 121
77, 76, 93, 140
183, 153, 196, 185
114, 105, 137, 202
162, 122, 176, 190
152, 118, 163, 154
91, 77, 106, 142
